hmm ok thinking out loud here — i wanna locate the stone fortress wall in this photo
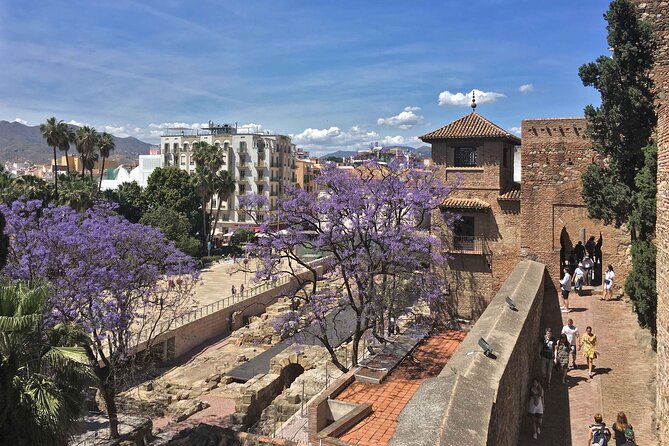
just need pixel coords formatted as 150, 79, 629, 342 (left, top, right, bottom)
631, 1, 669, 443
520, 118, 632, 295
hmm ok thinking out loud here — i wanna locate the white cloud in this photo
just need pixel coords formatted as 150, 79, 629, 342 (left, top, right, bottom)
377, 106, 425, 129
290, 125, 422, 155
509, 126, 522, 136
438, 89, 505, 107
68, 119, 86, 127
148, 122, 208, 130
12, 118, 27, 125
519, 84, 534, 94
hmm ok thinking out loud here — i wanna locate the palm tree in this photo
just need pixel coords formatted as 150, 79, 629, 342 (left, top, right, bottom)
0, 284, 94, 445
192, 141, 226, 252
74, 126, 99, 178
58, 122, 75, 173
97, 132, 115, 191
40, 117, 65, 197
209, 170, 235, 242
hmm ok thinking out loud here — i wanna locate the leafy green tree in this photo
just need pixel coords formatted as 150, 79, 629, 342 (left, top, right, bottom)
230, 228, 255, 247
0, 212, 8, 271
209, 170, 236, 242
74, 126, 99, 178
579, 0, 656, 229
40, 117, 66, 197
0, 175, 52, 204
192, 142, 226, 252
579, 0, 658, 334
140, 206, 200, 256
104, 181, 147, 223
56, 172, 99, 211
0, 284, 94, 446
58, 122, 75, 174
144, 167, 201, 236
97, 132, 115, 191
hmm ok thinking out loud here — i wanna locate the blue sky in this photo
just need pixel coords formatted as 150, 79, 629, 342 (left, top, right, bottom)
0, 0, 611, 155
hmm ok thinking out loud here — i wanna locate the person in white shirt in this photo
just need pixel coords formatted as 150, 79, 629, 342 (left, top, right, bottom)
573, 263, 585, 295
602, 264, 615, 301
561, 319, 580, 369
560, 267, 572, 312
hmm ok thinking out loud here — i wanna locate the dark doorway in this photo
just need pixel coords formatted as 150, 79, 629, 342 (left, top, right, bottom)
280, 363, 305, 389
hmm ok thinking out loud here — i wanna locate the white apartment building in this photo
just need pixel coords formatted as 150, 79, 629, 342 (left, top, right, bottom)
160, 122, 297, 235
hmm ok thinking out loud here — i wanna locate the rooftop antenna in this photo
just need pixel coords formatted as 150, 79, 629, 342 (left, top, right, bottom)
471, 91, 477, 113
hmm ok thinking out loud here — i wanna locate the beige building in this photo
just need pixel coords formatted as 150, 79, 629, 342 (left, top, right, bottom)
295, 158, 322, 193
160, 122, 297, 233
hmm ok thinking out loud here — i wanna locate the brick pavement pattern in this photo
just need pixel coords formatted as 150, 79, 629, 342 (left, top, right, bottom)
335, 330, 465, 446
518, 287, 657, 445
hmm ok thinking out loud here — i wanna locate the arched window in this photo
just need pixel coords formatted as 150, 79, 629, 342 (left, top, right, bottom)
180, 154, 186, 166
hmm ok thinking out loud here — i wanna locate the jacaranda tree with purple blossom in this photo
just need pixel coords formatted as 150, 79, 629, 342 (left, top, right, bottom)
239, 160, 455, 371
1, 198, 198, 438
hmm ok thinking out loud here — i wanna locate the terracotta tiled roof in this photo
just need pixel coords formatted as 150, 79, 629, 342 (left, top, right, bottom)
420, 112, 521, 143
498, 182, 521, 200
440, 197, 491, 210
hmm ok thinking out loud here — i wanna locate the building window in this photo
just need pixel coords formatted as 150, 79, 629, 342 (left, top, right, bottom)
173, 143, 179, 151
454, 216, 475, 238
164, 143, 169, 152
180, 155, 186, 166
239, 185, 246, 194
240, 142, 247, 152
454, 147, 477, 167
258, 185, 264, 194
190, 156, 195, 165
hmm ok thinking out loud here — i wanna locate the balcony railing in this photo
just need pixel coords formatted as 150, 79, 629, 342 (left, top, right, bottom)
449, 236, 489, 255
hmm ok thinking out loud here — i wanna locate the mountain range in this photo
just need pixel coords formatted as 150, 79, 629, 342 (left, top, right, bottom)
319, 145, 431, 160
0, 120, 153, 164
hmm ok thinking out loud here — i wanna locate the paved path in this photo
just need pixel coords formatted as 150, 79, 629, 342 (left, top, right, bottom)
518, 287, 657, 445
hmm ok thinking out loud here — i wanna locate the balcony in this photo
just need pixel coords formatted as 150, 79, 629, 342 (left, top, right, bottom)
448, 236, 490, 256
256, 159, 266, 168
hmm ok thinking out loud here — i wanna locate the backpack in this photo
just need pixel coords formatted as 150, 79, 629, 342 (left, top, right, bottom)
592, 425, 611, 446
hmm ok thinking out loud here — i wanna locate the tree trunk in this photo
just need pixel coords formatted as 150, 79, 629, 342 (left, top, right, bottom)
65, 149, 70, 173
98, 156, 106, 191
201, 198, 208, 254
100, 384, 120, 438
209, 196, 225, 241
81, 159, 86, 178
52, 146, 59, 197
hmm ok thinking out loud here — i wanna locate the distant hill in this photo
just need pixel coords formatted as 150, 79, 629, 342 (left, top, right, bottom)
319, 145, 432, 161
0, 121, 152, 164
319, 150, 359, 160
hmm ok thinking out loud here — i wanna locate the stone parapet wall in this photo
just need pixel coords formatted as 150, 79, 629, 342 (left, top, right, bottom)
390, 260, 546, 446
632, 1, 669, 443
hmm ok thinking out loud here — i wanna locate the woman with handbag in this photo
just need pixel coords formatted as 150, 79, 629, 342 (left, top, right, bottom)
555, 333, 571, 384
602, 264, 615, 301
581, 326, 598, 379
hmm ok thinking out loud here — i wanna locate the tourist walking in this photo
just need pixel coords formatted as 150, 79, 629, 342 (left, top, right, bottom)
240, 283, 245, 295
583, 254, 594, 286
573, 263, 585, 295
555, 333, 570, 384
560, 267, 572, 312
586, 236, 596, 261
574, 240, 586, 263
527, 378, 544, 439
612, 412, 633, 446
561, 319, 580, 369
231, 285, 236, 296
539, 328, 557, 387
603, 264, 615, 301
581, 326, 598, 379
588, 413, 612, 446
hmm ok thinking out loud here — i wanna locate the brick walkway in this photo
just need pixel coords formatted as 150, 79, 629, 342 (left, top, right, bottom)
518, 287, 657, 445
335, 330, 465, 446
